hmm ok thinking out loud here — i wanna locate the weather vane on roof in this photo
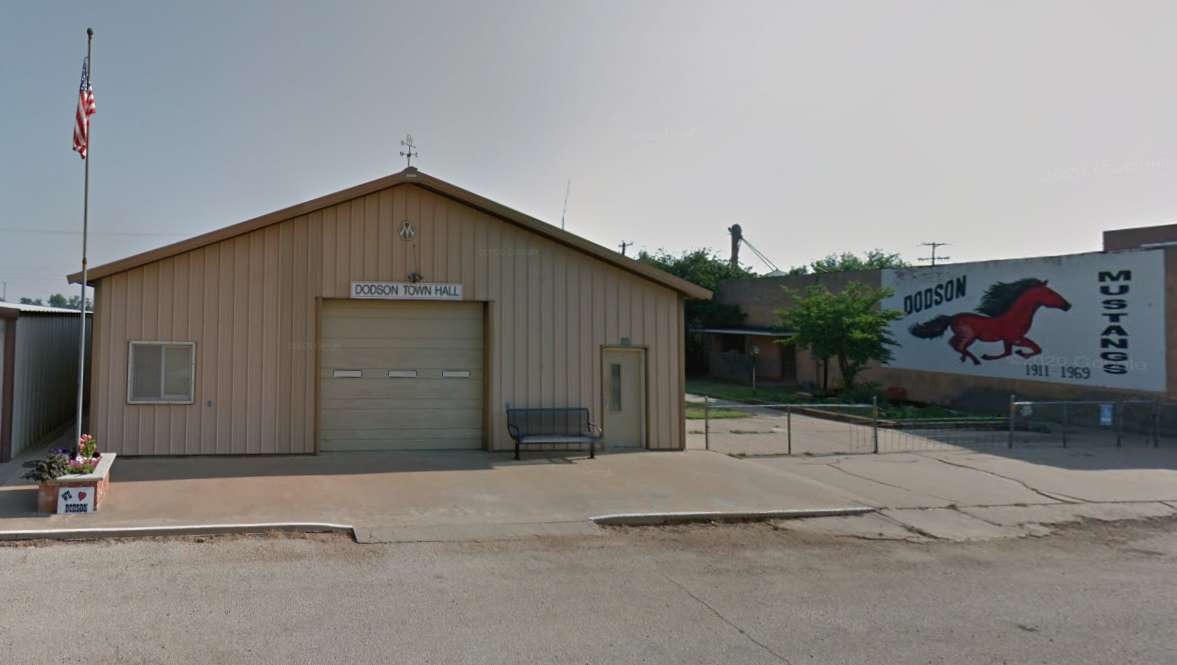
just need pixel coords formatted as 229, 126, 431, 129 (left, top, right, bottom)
400, 134, 419, 168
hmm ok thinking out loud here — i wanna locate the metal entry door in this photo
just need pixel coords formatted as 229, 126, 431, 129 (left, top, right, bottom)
602, 347, 646, 448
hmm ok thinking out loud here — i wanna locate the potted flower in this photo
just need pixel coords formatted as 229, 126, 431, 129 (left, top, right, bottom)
24, 434, 117, 514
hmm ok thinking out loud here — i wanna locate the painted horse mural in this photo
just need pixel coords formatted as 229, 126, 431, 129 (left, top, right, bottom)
908, 278, 1072, 365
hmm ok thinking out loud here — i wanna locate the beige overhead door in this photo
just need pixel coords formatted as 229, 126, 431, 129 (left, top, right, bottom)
319, 300, 484, 451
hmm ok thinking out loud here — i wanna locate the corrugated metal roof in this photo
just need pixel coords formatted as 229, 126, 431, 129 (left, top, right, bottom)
0, 302, 88, 315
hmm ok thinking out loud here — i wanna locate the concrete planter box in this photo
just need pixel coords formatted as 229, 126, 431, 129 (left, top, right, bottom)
36, 453, 117, 514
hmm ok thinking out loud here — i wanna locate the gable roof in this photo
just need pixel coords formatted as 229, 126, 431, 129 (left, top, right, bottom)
67, 168, 711, 299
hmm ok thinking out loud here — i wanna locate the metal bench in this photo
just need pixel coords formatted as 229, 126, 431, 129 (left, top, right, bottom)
505, 408, 600, 460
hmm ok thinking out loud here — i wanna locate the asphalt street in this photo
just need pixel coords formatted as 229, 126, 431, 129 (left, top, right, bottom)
3, 519, 1176, 664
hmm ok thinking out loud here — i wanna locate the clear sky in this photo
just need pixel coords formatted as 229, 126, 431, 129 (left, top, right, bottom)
3, 1, 1176, 301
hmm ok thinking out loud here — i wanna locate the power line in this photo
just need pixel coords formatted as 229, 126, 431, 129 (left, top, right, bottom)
918, 242, 951, 266
0, 228, 186, 237
739, 235, 780, 273
727, 224, 780, 273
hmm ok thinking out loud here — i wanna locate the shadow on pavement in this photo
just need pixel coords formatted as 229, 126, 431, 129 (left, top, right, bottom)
105, 450, 606, 483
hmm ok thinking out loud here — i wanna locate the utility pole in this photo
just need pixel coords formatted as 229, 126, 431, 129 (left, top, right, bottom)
728, 224, 743, 269
919, 242, 950, 266
618, 241, 633, 257
1, 281, 6, 301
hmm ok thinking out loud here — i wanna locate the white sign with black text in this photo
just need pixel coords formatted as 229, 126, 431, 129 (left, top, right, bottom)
57, 486, 95, 514
881, 250, 1166, 392
350, 281, 463, 301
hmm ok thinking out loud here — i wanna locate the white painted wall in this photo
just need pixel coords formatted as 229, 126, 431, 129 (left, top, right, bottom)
882, 250, 1166, 392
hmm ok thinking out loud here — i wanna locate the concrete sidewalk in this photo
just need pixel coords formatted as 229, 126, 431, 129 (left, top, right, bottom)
751, 447, 1177, 541
0, 449, 869, 539
6, 428, 1173, 544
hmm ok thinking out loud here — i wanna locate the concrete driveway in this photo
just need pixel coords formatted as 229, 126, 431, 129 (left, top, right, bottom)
0, 449, 867, 536
5, 425, 1176, 544
752, 447, 1177, 541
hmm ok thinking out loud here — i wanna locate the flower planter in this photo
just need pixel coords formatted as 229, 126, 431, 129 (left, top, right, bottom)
36, 453, 117, 514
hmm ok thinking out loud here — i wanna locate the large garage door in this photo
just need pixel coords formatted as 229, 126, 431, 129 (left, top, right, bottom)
319, 300, 484, 451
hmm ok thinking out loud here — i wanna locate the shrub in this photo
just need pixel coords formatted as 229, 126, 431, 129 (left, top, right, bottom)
23, 453, 70, 483
841, 381, 884, 405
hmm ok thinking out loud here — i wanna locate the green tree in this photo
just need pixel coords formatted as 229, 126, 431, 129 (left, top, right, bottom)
38, 294, 91, 310
19, 297, 44, 306
786, 249, 909, 276
777, 282, 902, 390
638, 248, 754, 293
638, 248, 755, 371
637, 248, 753, 329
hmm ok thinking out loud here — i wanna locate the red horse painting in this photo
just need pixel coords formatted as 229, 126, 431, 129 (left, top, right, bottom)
909, 278, 1071, 365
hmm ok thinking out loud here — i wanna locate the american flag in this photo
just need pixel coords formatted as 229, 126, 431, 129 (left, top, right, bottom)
72, 58, 96, 159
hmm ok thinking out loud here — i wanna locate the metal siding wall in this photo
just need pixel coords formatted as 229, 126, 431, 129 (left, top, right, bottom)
90, 184, 683, 454
11, 315, 87, 456
90, 284, 106, 451
0, 320, 5, 451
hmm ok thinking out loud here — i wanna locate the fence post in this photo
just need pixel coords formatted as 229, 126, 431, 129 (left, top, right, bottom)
1008, 394, 1015, 449
1116, 401, 1123, 447
786, 405, 793, 456
703, 396, 710, 451
1153, 399, 1160, 448
1061, 402, 1068, 448
872, 395, 879, 454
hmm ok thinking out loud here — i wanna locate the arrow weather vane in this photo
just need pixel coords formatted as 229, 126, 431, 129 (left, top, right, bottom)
400, 134, 419, 168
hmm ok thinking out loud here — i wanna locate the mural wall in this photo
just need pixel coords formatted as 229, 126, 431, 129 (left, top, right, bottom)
881, 250, 1166, 392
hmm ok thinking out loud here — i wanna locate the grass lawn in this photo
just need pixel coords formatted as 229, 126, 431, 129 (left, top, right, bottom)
685, 379, 802, 405
684, 402, 750, 420
685, 378, 979, 421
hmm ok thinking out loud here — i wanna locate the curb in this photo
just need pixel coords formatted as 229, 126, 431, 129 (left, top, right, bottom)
589, 506, 876, 526
354, 520, 604, 544
0, 509, 881, 541
0, 522, 354, 542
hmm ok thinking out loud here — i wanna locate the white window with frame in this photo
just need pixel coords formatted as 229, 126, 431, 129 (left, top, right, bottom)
127, 341, 196, 404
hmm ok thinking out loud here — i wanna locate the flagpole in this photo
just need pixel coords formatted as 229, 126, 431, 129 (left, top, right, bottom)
74, 27, 93, 455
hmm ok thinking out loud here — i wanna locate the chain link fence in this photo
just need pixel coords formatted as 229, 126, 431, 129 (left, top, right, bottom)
698, 402, 878, 456
1008, 399, 1173, 449
692, 396, 1174, 456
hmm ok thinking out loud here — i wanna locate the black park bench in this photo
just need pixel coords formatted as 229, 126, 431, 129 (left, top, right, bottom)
505, 408, 601, 460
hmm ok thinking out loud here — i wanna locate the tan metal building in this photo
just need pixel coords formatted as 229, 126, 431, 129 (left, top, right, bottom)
68, 168, 709, 456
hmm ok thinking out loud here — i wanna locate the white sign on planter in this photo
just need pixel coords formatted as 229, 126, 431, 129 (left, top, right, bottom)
881, 250, 1166, 391
350, 281, 463, 301
57, 487, 95, 514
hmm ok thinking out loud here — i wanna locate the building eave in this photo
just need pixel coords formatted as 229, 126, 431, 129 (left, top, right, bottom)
67, 168, 712, 300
